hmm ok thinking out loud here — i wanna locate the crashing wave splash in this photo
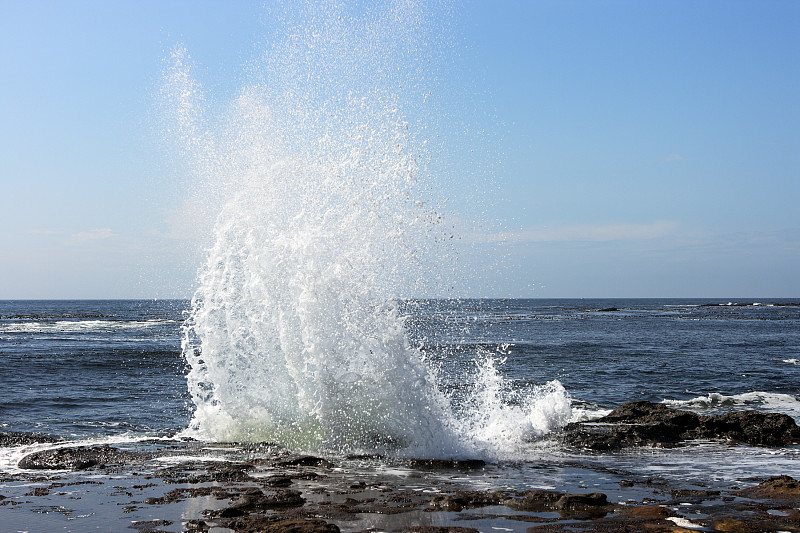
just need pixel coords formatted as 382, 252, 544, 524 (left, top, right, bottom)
167, 2, 571, 459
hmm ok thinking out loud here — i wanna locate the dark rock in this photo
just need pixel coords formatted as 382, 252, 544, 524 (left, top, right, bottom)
561, 401, 800, 450
17, 445, 142, 470
0, 431, 59, 447
207, 462, 255, 482
504, 489, 563, 511
668, 489, 720, 501
250, 489, 306, 509
560, 420, 683, 450
701, 410, 800, 446
218, 507, 247, 518
403, 526, 480, 533
129, 519, 174, 532
408, 458, 486, 470
278, 455, 333, 468
144, 487, 221, 505
265, 475, 293, 487
217, 489, 306, 516
555, 492, 608, 508
600, 401, 702, 428
617, 504, 675, 520
736, 475, 800, 502
220, 516, 339, 533
712, 517, 765, 533
598, 307, 618, 312
429, 490, 507, 511
504, 489, 609, 513
263, 519, 340, 533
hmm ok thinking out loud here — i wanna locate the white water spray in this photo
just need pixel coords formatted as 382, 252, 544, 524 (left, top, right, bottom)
167, 2, 570, 458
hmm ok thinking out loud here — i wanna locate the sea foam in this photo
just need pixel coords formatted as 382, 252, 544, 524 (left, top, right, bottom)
663, 392, 800, 421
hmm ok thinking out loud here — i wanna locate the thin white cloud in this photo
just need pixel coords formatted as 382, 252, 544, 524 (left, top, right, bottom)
66, 228, 118, 245
482, 220, 679, 244
662, 153, 687, 163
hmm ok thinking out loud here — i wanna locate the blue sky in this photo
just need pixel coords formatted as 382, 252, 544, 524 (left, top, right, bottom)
1, 1, 798, 298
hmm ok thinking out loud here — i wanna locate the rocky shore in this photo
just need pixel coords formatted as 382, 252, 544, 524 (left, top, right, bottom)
2, 402, 799, 532
561, 400, 800, 449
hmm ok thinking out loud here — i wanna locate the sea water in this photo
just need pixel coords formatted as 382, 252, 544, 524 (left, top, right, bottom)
1, 298, 799, 479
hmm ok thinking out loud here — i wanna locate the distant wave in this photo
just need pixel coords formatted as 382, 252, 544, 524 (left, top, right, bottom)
0, 319, 176, 334
663, 391, 800, 420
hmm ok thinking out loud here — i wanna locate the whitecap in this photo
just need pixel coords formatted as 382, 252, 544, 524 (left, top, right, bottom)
663, 391, 800, 420
0, 319, 175, 334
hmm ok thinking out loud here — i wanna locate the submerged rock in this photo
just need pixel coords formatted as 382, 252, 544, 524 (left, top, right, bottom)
265, 475, 294, 487
408, 458, 486, 470
17, 445, 142, 470
561, 401, 800, 450
504, 489, 609, 516
503, 489, 563, 511
278, 455, 333, 468
405, 526, 480, 533
214, 488, 307, 519
555, 492, 608, 509
220, 516, 339, 533
429, 490, 507, 511
0, 430, 59, 447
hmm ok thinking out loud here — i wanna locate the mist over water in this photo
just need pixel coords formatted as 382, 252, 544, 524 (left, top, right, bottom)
165, 2, 570, 458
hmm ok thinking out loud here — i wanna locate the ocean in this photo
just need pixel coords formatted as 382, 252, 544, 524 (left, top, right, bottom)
2, 298, 798, 472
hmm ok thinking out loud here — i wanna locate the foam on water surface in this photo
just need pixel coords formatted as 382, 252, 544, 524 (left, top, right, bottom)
663, 391, 800, 421
0, 320, 175, 334
0, 434, 165, 475
168, 2, 570, 459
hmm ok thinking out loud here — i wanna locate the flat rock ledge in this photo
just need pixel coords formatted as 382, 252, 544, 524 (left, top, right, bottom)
432, 488, 609, 515
737, 475, 800, 503
6, 437, 800, 533
17, 444, 145, 470
560, 400, 800, 450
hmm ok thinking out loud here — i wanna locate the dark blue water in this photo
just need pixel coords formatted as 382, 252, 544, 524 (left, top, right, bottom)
408, 299, 800, 418
0, 300, 189, 438
1, 299, 799, 441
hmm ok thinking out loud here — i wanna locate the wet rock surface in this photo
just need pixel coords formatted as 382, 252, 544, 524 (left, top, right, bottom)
561, 400, 800, 449
3, 449, 800, 532
429, 490, 508, 511
407, 458, 486, 470
736, 475, 800, 503
17, 444, 145, 470
220, 516, 341, 533
3, 406, 800, 531
0, 431, 59, 447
